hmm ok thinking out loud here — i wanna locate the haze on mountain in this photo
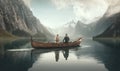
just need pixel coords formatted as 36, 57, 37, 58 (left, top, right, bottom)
51, 0, 120, 38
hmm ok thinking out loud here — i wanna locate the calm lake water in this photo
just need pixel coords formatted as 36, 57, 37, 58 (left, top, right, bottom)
0, 38, 120, 71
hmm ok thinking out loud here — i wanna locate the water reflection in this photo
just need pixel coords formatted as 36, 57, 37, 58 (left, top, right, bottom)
94, 39, 120, 48
93, 39, 120, 71
0, 39, 120, 71
31, 47, 77, 62
0, 39, 32, 71
54, 49, 69, 62
55, 50, 60, 62
62, 49, 69, 60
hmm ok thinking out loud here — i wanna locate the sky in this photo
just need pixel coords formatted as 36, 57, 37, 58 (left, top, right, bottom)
22, 0, 120, 28
30, 0, 75, 28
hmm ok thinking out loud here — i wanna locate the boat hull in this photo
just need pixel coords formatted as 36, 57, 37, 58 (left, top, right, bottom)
31, 38, 82, 49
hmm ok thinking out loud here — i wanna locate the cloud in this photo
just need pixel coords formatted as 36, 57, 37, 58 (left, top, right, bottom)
51, 0, 70, 10
72, 0, 108, 23
105, 0, 120, 16
51, 0, 108, 24
22, 0, 31, 8
51, 0, 120, 21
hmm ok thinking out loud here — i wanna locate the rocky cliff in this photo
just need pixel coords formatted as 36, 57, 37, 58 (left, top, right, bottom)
0, 0, 52, 38
75, 21, 92, 37
74, 13, 118, 37
94, 13, 120, 38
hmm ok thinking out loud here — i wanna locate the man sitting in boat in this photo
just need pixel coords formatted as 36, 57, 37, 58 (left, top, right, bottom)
63, 34, 70, 43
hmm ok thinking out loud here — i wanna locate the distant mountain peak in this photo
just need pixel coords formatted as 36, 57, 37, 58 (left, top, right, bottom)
64, 20, 76, 28
77, 20, 86, 26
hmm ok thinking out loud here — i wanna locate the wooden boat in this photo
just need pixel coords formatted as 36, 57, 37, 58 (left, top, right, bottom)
31, 37, 82, 49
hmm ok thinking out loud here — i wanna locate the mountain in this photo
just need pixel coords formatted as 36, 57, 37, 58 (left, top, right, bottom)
74, 15, 116, 37
52, 20, 94, 38
63, 20, 76, 36
58, 17, 114, 38
75, 21, 92, 37
0, 28, 16, 38
53, 20, 77, 37
0, 0, 53, 38
46, 27, 56, 35
64, 20, 76, 29
53, 20, 93, 37
94, 12, 120, 38
90, 16, 113, 36
74, 7, 120, 37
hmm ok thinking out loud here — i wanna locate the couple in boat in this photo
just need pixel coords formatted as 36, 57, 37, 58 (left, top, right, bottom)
31, 33, 81, 48
55, 34, 70, 43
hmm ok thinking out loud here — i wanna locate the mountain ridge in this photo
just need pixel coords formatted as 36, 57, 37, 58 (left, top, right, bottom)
0, 0, 53, 38
94, 12, 120, 38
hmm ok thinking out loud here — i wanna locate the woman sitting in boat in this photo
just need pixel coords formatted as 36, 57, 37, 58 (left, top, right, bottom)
63, 34, 70, 43
55, 34, 59, 43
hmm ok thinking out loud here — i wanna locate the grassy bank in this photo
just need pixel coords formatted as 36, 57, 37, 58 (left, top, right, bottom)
0, 29, 18, 40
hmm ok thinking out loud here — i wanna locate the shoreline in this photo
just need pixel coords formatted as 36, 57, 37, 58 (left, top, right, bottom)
93, 37, 120, 40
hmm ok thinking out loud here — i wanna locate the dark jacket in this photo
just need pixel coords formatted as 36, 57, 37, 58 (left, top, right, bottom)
63, 36, 70, 43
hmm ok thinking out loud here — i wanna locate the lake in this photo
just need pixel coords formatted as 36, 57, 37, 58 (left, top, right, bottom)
0, 38, 120, 71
